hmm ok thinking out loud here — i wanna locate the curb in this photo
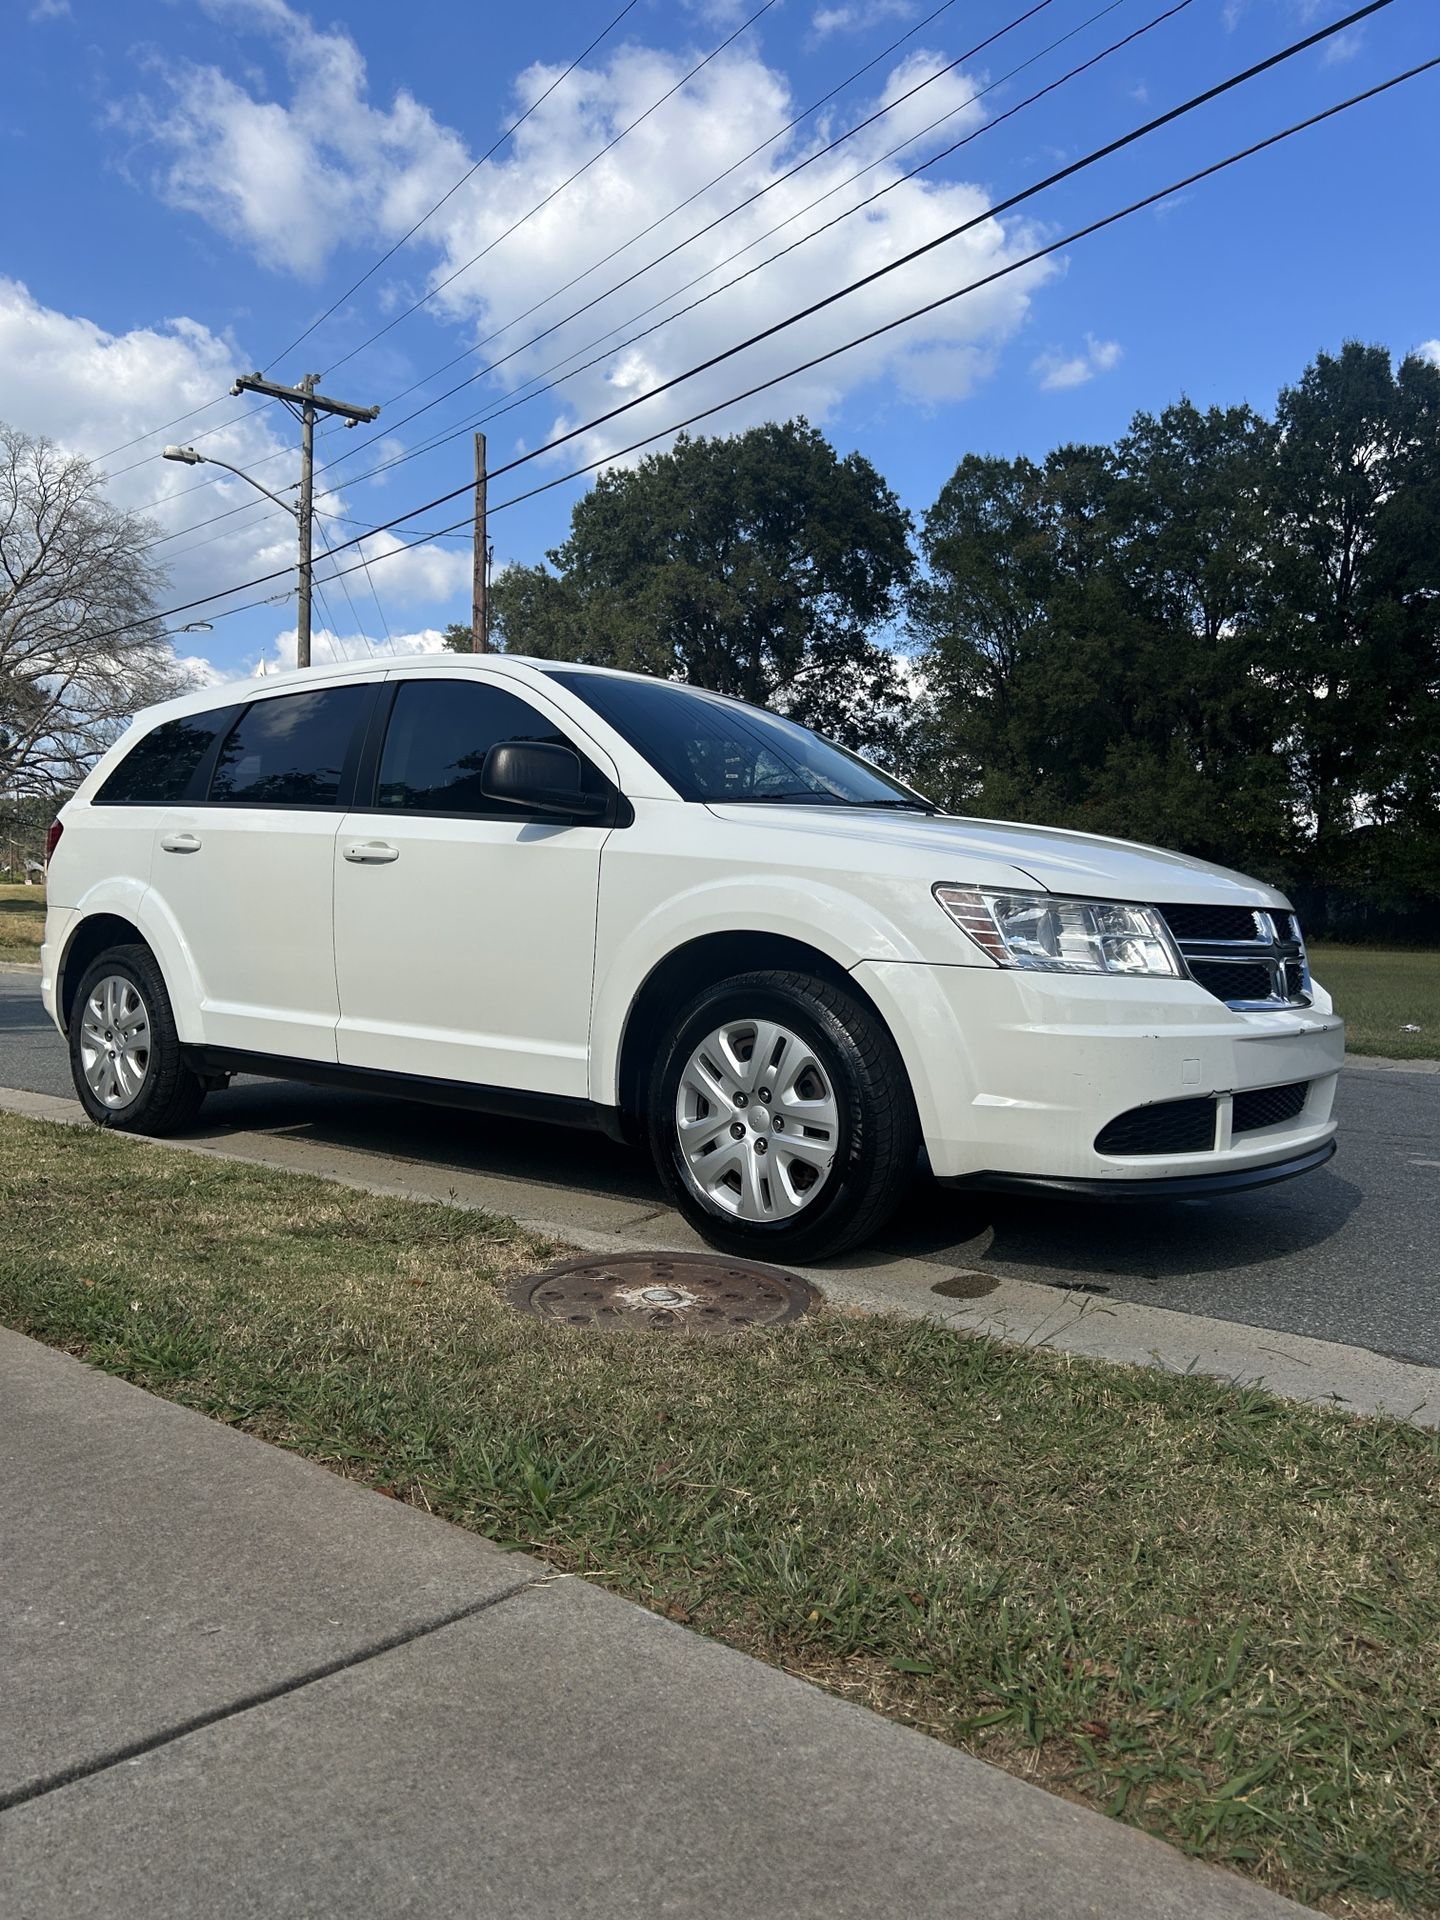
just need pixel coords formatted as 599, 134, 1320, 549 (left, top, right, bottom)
1, 1082, 1433, 1430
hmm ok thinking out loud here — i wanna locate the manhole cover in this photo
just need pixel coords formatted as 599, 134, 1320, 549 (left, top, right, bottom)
510, 1252, 816, 1333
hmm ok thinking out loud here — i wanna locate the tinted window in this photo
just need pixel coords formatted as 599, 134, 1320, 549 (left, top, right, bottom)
375, 678, 601, 815
210, 686, 370, 807
547, 671, 932, 810
95, 711, 232, 807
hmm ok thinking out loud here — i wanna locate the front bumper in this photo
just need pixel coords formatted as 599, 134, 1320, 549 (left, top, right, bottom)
943, 1138, 1336, 1199
853, 960, 1344, 1187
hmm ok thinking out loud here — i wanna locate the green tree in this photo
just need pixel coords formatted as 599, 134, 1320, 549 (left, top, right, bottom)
1262, 343, 1440, 899
488, 421, 914, 751
909, 350, 1440, 908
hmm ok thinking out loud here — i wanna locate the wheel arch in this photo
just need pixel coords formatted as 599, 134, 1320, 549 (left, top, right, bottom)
58, 891, 204, 1045
611, 931, 906, 1127
58, 913, 151, 1026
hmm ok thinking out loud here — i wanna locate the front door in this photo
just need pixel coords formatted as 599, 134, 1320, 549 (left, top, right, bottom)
332, 674, 613, 1098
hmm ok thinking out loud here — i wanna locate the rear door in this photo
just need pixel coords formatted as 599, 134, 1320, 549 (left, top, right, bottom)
332, 673, 616, 1097
149, 677, 381, 1061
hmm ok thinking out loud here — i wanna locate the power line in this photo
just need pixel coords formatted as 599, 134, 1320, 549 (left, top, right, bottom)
110, 0, 781, 504
321, 0, 783, 377
90, 1, 645, 476
301, 0, 1176, 502
137, 0, 1065, 548
115, 2, 1416, 644
126, 0, 990, 556
251, 47, 1440, 617
319, 508, 397, 647
166, 48, 1440, 654
334, 0, 1410, 535
309, 580, 350, 662
267, 0, 645, 371
332, 0, 967, 402
316, 0, 1064, 450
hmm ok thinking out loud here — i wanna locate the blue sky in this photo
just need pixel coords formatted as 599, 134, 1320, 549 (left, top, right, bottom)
2, 0, 1435, 680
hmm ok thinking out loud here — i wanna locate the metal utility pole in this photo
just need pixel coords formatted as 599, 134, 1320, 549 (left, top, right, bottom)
471, 432, 489, 652
230, 371, 379, 669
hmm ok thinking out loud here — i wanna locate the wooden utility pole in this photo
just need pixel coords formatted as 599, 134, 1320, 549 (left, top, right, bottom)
471, 432, 489, 652
230, 370, 380, 668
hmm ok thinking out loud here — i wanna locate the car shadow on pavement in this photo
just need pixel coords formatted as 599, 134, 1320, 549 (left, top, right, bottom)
874, 1167, 1365, 1285
189, 1075, 1364, 1289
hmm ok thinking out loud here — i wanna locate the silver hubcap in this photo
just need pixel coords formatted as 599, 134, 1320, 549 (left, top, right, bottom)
80, 975, 152, 1110
674, 1018, 839, 1223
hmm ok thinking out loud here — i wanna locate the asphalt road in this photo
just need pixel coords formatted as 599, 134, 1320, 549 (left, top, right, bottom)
3, 970, 1435, 1366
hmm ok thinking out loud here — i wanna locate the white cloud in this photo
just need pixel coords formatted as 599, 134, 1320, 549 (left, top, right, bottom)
114, 0, 1055, 473
252, 622, 451, 674
812, 1, 914, 36
1031, 332, 1123, 392
0, 276, 472, 633
1416, 340, 1440, 368
114, 0, 468, 279
328, 527, 471, 606
1321, 28, 1363, 65
28, 0, 70, 18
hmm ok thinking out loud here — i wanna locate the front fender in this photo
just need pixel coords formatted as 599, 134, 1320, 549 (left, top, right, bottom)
588, 872, 930, 1107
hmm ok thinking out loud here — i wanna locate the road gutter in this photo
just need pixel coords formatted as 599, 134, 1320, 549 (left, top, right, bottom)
0, 1082, 1433, 1429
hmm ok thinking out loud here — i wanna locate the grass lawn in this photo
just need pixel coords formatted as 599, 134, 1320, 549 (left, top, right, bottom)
0, 881, 45, 963
1, 1114, 1436, 1917
1310, 946, 1439, 1061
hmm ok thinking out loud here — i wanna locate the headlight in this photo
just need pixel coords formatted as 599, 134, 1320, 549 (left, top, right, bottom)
933, 886, 1180, 977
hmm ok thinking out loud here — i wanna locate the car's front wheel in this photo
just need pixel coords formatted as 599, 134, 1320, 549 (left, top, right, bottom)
648, 969, 918, 1263
68, 944, 207, 1134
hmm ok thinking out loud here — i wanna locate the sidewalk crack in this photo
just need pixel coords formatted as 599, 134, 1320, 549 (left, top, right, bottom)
0, 1572, 545, 1816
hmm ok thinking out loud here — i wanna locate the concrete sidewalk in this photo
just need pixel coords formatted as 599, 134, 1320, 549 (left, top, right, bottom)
0, 1330, 1313, 1919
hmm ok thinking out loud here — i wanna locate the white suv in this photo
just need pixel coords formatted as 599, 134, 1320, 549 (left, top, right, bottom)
42, 654, 1344, 1260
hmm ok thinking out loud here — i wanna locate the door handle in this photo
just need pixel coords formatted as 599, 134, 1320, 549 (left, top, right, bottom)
343, 842, 400, 864
160, 832, 202, 854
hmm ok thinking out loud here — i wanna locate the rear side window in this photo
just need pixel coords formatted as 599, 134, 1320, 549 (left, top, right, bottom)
374, 678, 602, 815
210, 686, 371, 808
94, 711, 231, 807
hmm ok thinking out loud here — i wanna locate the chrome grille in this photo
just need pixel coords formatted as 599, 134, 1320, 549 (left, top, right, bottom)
1157, 904, 1310, 1010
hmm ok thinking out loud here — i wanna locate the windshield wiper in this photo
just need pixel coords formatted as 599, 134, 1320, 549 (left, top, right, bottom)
718, 792, 938, 811
718, 792, 850, 805
852, 798, 940, 814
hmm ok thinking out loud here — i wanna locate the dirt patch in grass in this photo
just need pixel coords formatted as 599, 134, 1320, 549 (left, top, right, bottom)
1310, 945, 1439, 1061
1, 1112, 1436, 1917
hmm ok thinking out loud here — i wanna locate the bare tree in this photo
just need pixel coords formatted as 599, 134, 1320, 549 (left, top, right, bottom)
0, 424, 190, 800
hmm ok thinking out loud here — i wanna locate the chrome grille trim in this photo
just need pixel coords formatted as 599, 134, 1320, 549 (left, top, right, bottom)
1156, 905, 1311, 1010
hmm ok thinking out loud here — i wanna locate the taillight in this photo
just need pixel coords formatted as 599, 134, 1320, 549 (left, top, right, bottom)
45, 819, 63, 865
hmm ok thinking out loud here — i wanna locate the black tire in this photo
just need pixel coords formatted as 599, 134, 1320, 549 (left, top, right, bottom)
68, 944, 207, 1135
647, 969, 919, 1263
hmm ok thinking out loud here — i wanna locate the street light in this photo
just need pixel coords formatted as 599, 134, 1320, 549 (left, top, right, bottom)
162, 443, 319, 663
162, 445, 299, 520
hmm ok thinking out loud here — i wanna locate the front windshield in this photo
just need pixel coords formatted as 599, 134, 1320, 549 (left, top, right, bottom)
546, 670, 935, 810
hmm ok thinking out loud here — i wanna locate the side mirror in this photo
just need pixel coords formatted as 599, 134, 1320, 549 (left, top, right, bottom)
480, 740, 608, 819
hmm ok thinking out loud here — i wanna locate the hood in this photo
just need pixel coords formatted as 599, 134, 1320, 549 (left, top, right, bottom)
703, 805, 1289, 909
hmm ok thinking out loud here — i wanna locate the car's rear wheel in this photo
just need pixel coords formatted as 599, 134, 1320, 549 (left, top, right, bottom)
647, 969, 918, 1262
68, 945, 207, 1134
